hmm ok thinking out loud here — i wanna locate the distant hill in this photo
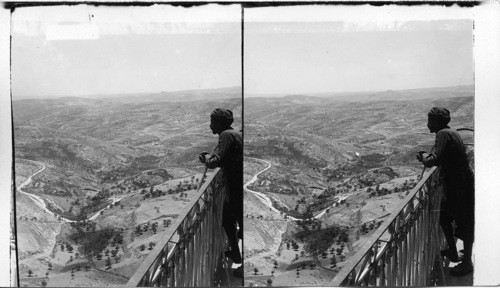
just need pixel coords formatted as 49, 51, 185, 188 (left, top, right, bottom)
13, 88, 242, 213
102, 86, 241, 103
17, 86, 242, 102
247, 85, 473, 103
243, 85, 474, 286
244, 85, 474, 197
14, 87, 242, 286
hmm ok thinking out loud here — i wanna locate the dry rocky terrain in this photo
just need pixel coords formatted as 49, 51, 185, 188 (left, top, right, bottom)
243, 85, 474, 286
13, 87, 241, 287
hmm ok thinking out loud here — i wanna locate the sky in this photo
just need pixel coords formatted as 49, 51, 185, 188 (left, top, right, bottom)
244, 19, 473, 96
11, 5, 473, 99
11, 5, 241, 99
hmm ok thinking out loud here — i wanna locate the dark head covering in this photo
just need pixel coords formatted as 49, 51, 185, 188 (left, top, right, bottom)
210, 108, 234, 127
428, 107, 451, 126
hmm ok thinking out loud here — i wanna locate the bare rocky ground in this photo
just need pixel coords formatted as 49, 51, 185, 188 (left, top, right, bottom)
243, 86, 474, 286
13, 89, 241, 287
244, 168, 420, 287
17, 170, 209, 287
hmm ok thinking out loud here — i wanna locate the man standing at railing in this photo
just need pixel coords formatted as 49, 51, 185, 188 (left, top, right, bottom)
199, 107, 243, 278
417, 107, 474, 277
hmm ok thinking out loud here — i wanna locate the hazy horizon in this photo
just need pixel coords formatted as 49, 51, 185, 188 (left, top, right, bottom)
245, 83, 474, 98
11, 83, 474, 101
12, 85, 243, 101
12, 83, 474, 101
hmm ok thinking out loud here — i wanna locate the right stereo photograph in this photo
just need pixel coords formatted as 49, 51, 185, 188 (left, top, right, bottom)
243, 6, 474, 287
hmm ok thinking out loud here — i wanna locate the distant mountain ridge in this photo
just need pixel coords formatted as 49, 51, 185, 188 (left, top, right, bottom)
244, 85, 474, 196
15, 86, 242, 102
123, 86, 241, 103
248, 85, 474, 102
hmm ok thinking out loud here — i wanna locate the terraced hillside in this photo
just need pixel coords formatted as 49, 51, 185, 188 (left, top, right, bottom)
13, 87, 242, 287
243, 85, 474, 286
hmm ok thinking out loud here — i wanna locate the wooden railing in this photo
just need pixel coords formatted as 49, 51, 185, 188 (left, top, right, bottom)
331, 166, 446, 286
10, 179, 18, 287
127, 168, 229, 287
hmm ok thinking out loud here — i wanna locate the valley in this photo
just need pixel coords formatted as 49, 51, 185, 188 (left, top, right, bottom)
13, 87, 242, 287
242, 85, 474, 286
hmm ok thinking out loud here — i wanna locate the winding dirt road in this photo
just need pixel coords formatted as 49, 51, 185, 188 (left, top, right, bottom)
17, 159, 122, 223
244, 157, 348, 222
244, 158, 283, 215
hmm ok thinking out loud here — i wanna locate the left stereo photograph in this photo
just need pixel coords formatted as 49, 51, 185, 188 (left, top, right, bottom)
10, 5, 243, 287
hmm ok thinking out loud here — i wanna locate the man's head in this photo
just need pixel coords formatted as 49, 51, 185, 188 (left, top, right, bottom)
427, 107, 451, 133
210, 108, 234, 134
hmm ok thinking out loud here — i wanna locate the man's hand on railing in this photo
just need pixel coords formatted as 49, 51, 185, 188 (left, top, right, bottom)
198, 152, 210, 164
416, 150, 427, 162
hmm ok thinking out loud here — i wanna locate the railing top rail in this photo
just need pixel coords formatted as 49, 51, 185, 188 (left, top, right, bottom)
127, 167, 222, 287
330, 166, 438, 286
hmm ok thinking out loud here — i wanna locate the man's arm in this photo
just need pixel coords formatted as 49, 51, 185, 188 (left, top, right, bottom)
205, 132, 232, 169
421, 130, 449, 168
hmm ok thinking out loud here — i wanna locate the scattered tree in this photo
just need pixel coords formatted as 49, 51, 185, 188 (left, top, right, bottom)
135, 225, 142, 235
361, 223, 367, 233
331, 255, 337, 267
339, 230, 349, 242
254, 268, 259, 275
336, 247, 343, 255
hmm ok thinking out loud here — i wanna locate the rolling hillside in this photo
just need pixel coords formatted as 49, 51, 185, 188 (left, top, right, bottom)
243, 85, 474, 286
13, 87, 242, 287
